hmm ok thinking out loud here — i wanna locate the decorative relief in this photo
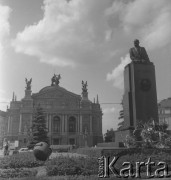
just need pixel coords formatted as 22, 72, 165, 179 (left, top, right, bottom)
81, 102, 91, 109
41, 92, 64, 98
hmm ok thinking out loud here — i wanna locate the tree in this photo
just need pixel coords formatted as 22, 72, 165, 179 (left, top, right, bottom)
104, 128, 115, 142
28, 105, 49, 149
117, 99, 124, 130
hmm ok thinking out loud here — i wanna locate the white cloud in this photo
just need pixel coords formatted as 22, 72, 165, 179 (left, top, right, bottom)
0, 89, 10, 111
13, 0, 171, 68
10, 0, 171, 92
126, 0, 171, 51
103, 107, 115, 114
142, 9, 171, 50
106, 0, 171, 89
0, 3, 11, 103
0, 3, 11, 62
106, 54, 130, 89
12, 0, 116, 67
106, 0, 171, 50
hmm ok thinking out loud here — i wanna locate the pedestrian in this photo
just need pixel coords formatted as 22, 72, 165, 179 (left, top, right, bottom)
3, 138, 9, 156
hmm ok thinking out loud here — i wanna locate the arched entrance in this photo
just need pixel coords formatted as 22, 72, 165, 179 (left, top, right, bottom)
53, 116, 60, 132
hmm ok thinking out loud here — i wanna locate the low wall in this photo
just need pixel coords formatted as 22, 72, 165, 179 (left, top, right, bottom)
50, 145, 73, 152
97, 142, 118, 147
101, 147, 171, 158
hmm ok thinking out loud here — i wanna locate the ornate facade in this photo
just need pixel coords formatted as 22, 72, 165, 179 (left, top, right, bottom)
4, 75, 103, 147
0, 110, 7, 146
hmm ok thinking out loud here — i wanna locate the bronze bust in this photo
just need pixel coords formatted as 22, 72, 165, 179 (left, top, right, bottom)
129, 39, 150, 63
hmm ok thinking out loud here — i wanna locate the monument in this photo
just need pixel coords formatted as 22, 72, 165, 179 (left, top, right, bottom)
115, 39, 159, 146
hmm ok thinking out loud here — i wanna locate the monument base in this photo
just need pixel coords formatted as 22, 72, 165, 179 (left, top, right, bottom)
115, 128, 134, 147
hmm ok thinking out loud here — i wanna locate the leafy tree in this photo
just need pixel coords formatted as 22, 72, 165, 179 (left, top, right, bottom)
28, 105, 49, 149
117, 99, 124, 130
118, 109, 124, 119
117, 120, 124, 130
104, 128, 115, 142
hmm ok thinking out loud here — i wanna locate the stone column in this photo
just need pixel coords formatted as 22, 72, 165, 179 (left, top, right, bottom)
80, 115, 82, 133
19, 114, 22, 133
8, 116, 10, 133
46, 114, 48, 130
60, 115, 62, 133
62, 114, 65, 134
78, 114, 80, 133
76, 115, 78, 133
65, 115, 68, 134
90, 115, 92, 135
49, 114, 52, 132
30, 114, 32, 128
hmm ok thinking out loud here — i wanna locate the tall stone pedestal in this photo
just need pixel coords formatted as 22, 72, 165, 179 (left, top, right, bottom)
123, 62, 158, 127
115, 62, 158, 146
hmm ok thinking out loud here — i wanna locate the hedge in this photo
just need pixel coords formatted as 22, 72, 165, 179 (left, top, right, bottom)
0, 152, 44, 169
0, 168, 37, 178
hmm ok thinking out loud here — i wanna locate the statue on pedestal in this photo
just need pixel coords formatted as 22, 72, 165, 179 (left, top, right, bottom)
129, 39, 150, 63
51, 74, 61, 86
25, 78, 32, 90
82, 80, 88, 92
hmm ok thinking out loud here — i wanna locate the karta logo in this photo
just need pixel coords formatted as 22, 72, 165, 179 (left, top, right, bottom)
98, 156, 170, 178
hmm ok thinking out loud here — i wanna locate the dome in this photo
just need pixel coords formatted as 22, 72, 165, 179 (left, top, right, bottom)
39, 85, 67, 93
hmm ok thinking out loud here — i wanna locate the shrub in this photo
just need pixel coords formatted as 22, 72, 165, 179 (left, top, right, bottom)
165, 136, 171, 147
0, 152, 44, 169
124, 121, 171, 148
45, 156, 99, 176
0, 168, 37, 178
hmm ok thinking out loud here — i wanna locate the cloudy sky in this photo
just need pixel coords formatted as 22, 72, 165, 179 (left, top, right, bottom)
0, 0, 171, 133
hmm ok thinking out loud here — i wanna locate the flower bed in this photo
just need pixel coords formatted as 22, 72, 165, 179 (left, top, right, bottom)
0, 152, 44, 169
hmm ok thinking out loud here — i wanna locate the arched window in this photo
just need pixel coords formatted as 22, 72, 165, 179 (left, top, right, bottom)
53, 116, 60, 132
68, 116, 76, 133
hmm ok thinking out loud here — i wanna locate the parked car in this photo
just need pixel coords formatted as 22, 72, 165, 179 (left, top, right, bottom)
18, 148, 33, 153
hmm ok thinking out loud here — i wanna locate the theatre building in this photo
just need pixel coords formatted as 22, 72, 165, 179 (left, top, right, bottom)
4, 75, 103, 147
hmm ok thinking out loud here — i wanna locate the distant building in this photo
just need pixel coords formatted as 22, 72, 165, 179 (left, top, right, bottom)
3, 75, 103, 147
158, 97, 171, 131
0, 110, 7, 146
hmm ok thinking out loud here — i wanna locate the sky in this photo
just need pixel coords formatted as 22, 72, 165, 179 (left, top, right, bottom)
0, 0, 171, 134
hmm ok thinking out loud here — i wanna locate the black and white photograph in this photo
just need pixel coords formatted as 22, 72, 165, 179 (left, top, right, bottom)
0, 0, 171, 179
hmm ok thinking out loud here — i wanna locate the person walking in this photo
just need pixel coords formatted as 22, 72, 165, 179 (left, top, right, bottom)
3, 138, 9, 156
